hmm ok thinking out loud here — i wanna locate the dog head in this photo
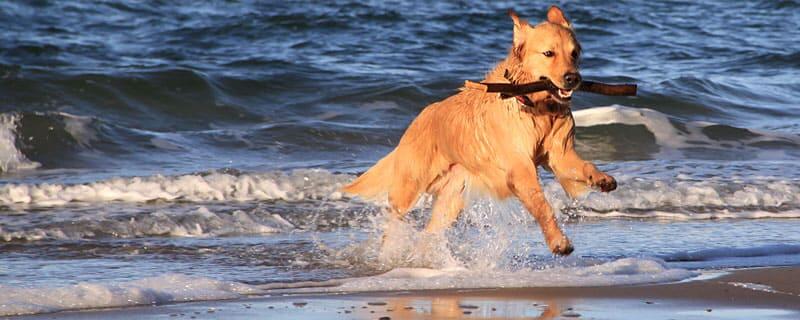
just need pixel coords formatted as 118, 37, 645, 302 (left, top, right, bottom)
507, 6, 581, 105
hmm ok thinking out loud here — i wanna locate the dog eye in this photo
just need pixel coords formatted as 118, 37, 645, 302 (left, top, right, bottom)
571, 50, 579, 60
543, 50, 554, 57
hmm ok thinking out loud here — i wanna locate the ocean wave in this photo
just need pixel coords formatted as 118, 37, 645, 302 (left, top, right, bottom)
0, 206, 294, 242
1, 104, 798, 176
2, 164, 799, 221
546, 176, 800, 218
573, 105, 800, 160
662, 244, 800, 262
0, 169, 350, 207
0, 113, 40, 172
0, 274, 258, 316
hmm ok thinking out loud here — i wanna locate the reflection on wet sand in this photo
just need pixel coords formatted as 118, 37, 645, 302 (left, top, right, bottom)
377, 296, 567, 319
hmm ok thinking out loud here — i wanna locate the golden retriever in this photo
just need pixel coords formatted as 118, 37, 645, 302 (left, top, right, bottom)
343, 6, 617, 256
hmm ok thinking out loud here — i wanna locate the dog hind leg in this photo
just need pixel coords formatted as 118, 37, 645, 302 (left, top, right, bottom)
424, 165, 467, 234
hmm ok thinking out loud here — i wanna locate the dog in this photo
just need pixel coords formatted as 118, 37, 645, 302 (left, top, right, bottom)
343, 6, 617, 256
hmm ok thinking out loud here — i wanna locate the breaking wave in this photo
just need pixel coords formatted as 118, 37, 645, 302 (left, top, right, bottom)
0, 206, 295, 242
1, 164, 798, 222
0, 113, 40, 172
0, 169, 350, 207
573, 105, 800, 160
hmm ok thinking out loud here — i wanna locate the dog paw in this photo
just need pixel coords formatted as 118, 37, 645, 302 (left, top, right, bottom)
591, 174, 617, 192
549, 236, 574, 256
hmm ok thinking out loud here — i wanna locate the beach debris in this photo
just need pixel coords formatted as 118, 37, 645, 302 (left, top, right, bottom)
459, 304, 479, 309
706, 308, 713, 312
292, 302, 308, 307
645, 301, 654, 304
463, 311, 472, 315
368, 301, 388, 306
379, 317, 392, 320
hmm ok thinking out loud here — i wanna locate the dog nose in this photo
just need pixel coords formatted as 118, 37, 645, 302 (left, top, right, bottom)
563, 72, 582, 89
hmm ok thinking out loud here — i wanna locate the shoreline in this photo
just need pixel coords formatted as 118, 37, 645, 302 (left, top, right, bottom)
11, 266, 800, 319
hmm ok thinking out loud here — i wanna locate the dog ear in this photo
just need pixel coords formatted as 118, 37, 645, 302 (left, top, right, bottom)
546, 5, 571, 28
509, 9, 528, 58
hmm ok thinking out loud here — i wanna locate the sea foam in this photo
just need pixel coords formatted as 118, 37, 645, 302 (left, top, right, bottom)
0, 274, 258, 316
0, 169, 350, 207
264, 258, 696, 293
0, 206, 295, 241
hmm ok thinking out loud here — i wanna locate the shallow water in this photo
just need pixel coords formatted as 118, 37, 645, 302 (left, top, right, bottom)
1, 0, 799, 316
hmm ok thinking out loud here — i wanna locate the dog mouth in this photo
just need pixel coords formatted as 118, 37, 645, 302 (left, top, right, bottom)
549, 87, 574, 103
537, 77, 575, 104
557, 88, 573, 99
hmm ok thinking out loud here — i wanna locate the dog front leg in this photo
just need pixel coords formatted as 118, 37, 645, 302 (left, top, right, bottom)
549, 149, 616, 198
508, 162, 573, 255
547, 115, 616, 198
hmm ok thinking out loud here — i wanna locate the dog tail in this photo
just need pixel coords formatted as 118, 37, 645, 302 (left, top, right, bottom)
342, 150, 397, 202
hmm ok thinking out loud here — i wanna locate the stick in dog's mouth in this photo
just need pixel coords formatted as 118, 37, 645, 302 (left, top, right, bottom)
463, 79, 637, 97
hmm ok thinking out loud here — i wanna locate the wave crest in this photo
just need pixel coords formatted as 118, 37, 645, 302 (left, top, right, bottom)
0, 113, 41, 172
1, 169, 350, 207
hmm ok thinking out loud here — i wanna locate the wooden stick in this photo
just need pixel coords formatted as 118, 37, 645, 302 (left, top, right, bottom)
464, 79, 637, 96
464, 80, 554, 96
580, 80, 637, 96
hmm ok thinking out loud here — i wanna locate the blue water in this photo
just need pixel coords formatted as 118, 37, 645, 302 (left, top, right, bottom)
0, 1, 799, 316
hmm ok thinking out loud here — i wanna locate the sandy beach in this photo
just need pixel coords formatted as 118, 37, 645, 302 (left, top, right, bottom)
12, 266, 799, 320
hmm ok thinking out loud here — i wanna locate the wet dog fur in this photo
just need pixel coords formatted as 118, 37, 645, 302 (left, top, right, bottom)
343, 6, 617, 256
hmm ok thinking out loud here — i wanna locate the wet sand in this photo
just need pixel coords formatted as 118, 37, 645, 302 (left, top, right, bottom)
14, 266, 800, 320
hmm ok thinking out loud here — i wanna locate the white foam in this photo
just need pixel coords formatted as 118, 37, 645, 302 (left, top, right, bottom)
544, 177, 800, 218
0, 169, 352, 207
269, 258, 695, 293
2, 166, 797, 220
0, 274, 258, 316
727, 282, 783, 294
0, 113, 41, 172
0, 206, 294, 241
